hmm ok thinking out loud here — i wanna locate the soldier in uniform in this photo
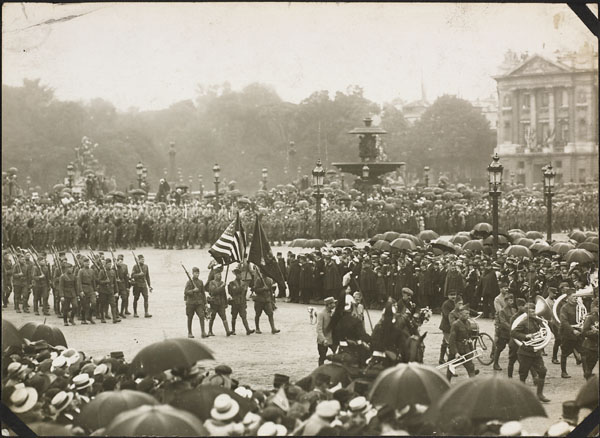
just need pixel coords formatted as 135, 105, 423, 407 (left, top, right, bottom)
228, 266, 254, 336
59, 263, 78, 326
251, 270, 280, 334
131, 254, 152, 318
447, 304, 479, 381
184, 267, 208, 338
32, 254, 51, 316
97, 259, 121, 324
511, 302, 550, 402
207, 268, 232, 337
493, 293, 516, 371
2, 251, 14, 308
77, 257, 97, 324
439, 290, 458, 365
22, 252, 35, 313
11, 253, 27, 312
559, 288, 582, 378
115, 254, 131, 318
580, 298, 598, 380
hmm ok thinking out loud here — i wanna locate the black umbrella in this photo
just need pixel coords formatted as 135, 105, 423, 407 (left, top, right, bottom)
309, 363, 352, 387
575, 375, 598, 409
130, 338, 214, 376
331, 239, 356, 248
104, 404, 207, 436
2, 319, 24, 351
169, 386, 255, 422
19, 321, 68, 348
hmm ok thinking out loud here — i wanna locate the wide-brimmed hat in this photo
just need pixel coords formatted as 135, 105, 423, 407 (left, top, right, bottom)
51, 391, 74, 413
51, 356, 68, 371
10, 386, 38, 413
210, 394, 240, 421
61, 348, 82, 367
324, 297, 336, 306
93, 364, 109, 376
70, 373, 94, 391
315, 400, 341, 419
348, 396, 372, 415
7, 362, 25, 377
257, 421, 287, 436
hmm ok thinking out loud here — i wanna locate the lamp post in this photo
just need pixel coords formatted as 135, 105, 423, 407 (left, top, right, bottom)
66, 162, 75, 188
543, 164, 555, 242
312, 159, 325, 239
423, 166, 430, 187
487, 153, 504, 254
262, 168, 268, 191
136, 161, 144, 188
213, 163, 221, 207
198, 174, 203, 198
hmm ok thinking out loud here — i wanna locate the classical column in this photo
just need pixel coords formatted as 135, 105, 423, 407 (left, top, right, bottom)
513, 89, 520, 145
587, 85, 594, 143
569, 86, 576, 144
548, 87, 555, 134
530, 90, 537, 146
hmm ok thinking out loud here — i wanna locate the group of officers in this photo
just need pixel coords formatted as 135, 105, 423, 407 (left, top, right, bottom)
2, 249, 153, 325
183, 263, 280, 339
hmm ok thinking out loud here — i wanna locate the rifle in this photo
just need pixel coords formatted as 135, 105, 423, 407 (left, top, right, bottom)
181, 263, 193, 283
27, 248, 49, 283
109, 248, 118, 269
50, 247, 63, 276
70, 248, 81, 270
88, 247, 109, 278
9, 247, 23, 274
131, 251, 151, 292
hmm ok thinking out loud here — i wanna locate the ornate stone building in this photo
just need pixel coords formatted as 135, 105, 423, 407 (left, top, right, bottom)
494, 45, 598, 186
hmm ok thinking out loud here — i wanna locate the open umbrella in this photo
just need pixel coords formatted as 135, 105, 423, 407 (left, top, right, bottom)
368, 363, 449, 411
368, 234, 385, 245
331, 239, 356, 248
575, 375, 598, 409
418, 230, 440, 242
431, 239, 458, 254
569, 230, 587, 243
390, 238, 417, 252
472, 223, 493, 237
237, 197, 251, 205
108, 191, 127, 200
76, 390, 159, 433
130, 338, 214, 376
577, 242, 599, 253
585, 236, 599, 245
53, 183, 66, 192
128, 189, 146, 196
383, 231, 401, 242
513, 237, 534, 248
2, 319, 24, 351
19, 322, 67, 348
551, 242, 575, 256
565, 249, 595, 265
305, 239, 326, 249
290, 238, 307, 248
584, 231, 599, 238
505, 245, 532, 259
508, 231, 526, 242
449, 234, 471, 246
524, 231, 544, 239
398, 234, 424, 247
463, 240, 485, 253
372, 240, 392, 251
530, 241, 552, 253
483, 235, 509, 247
104, 404, 207, 436
169, 386, 255, 422
424, 376, 546, 426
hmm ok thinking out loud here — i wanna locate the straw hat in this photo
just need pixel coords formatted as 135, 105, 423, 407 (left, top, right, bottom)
93, 364, 109, 376
51, 391, 74, 413
256, 421, 287, 436
315, 400, 341, 419
9, 386, 38, 413
70, 373, 94, 391
210, 394, 240, 421
51, 356, 68, 372
348, 396, 372, 415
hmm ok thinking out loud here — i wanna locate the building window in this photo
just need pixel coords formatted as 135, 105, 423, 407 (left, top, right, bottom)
541, 122, 550, 144
557, 89, 569, 108
518, 161, 525, 169
503, 95, 512, 108
579, 118, 587, 136
577, 90, 587, 104
559, 120, 569, 144
579, 169, 586, 183
541, 92, 549, 108
503, 121, 511, 142
522, 94, 530, 110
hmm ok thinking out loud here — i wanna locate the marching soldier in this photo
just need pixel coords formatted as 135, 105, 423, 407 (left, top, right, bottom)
77, 257, 97, 324
447, 304, 479, 381
207, 267, 232, 337
2, 251, 14, 308
439, 289, 458, 365
251, 270, 280, 335
115, 254, 131, 317
59, 264, 78, 326
22, 252, 35, 313
580, 298, 598, 380
32, 253, 51, 316
184, 267, 208, 338
493, 293, 516, 371
131, 254, 152, 318
228, 266, 255, 336
97, 259, 121, 324
559, 288, 582, 379
11, 253, 27, 313
511, 302, 550, 402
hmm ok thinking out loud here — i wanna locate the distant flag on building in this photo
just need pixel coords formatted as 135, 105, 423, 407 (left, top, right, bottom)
208, 213, 246, 265
247, 216, 285, 285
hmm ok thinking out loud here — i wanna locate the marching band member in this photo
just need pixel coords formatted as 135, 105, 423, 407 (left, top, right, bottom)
447, 304, 479, 381
493, 293, 516, 371
580, 298, 598, 380
558, 288, 582, 379
511, 302, 550, 402
439, 289, 458, 365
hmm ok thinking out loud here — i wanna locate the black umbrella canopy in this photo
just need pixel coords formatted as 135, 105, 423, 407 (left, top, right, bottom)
2, 319, 24, 351
575, 375, 598, 409
19, 321, 68, 348
130, 338, 214, 376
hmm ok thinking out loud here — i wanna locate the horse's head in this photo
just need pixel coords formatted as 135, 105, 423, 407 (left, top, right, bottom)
406, 332, 427, 363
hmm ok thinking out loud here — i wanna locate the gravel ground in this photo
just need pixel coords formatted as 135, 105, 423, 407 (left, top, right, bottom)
2, 239, 595, 434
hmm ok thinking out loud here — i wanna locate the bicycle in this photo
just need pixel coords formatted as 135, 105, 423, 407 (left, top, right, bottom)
469, 314, 495, 366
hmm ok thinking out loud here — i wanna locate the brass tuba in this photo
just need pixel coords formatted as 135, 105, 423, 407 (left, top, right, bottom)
511, 296, 553, 351
553, 288, 591, 329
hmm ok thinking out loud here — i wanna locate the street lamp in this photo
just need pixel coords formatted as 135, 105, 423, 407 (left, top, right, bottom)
136, 161, 144, 188
424, 166, 430, 187
312, 159, 325, 239
543, 164, 555, 242
66, 162, 75, 188
487, 153, 504, 254
262, 168, 268, 190
198, 174, 203, 197
362, 165, 370, 180
213, 163, 221, 206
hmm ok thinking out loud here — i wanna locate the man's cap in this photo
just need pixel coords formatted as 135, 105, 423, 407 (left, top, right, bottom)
324, 297, 336, 305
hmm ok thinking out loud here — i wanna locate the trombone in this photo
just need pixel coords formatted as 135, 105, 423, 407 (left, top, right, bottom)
437, 348, 483, 376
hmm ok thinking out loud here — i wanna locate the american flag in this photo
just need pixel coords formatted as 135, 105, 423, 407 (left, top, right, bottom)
208, 213, 246, 265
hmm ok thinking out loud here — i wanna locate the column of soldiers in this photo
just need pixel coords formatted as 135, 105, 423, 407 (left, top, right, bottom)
184, 264, 279, 339
2, 249, 152, 325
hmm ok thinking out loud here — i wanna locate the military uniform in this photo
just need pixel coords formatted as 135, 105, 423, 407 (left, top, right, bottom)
448, 318, 477, 380
32, 260, 51, 315
115, 260, 130, 316
2, 254, 13, 308
185, 276, 207, 337
97, 264, 120, 323
131, 260, 151, 317
228, 277, 253, 335
252, 275, 279, 334
511, 314, 549, 401
11, 258, 27, 312
559, 300, 582, 377
581, 311, 598, 379
59, 270, 78, 325
77, 265, 97, 324
207, 278, 231, 336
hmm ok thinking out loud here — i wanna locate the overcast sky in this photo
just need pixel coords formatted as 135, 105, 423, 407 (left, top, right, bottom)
2, 3, 597, 111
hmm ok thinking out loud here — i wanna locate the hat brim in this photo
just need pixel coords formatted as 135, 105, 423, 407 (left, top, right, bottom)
53, 392, 74, 413
71, 378, 95, 391
11, 388, 38, 413
211, 402, 240, 421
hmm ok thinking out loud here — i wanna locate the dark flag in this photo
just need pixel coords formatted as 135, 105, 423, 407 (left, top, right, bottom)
208, 213, 247, 265
248, 216, 285, 284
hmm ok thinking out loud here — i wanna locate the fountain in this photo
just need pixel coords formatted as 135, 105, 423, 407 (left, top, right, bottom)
332, 117, 404, 188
